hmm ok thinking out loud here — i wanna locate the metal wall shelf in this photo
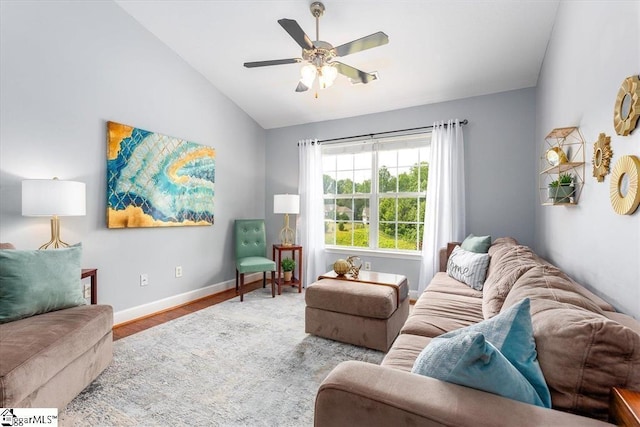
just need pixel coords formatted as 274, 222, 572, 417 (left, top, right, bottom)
539, 127, 585, 206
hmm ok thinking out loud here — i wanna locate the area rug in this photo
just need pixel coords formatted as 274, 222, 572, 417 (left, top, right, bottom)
60, 288, 384, 426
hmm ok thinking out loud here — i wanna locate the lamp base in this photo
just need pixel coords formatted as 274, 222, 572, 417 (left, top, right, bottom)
39, 216, 70, 250
279, 213, 295, 246
279, 226, 295, 246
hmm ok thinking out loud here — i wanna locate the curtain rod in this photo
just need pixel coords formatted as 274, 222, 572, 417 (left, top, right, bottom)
318, 119, 468, 144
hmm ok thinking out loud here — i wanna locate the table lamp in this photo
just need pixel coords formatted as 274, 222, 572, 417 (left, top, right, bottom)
274, 194, 300, 246
22, 177, 86, 249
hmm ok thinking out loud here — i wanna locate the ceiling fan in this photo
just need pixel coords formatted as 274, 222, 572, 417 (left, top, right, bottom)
243, 1, 389, 94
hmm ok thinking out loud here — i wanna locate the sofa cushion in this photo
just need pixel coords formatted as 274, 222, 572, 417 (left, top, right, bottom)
501, 265, 605, 315
446, 246, 490, 291
487, 236, 519, 256
482, 245, 540, 319
528, 299, 640, 420
0, 304, 113, 407
382, 333, 432, 372
460, 234, 492, 253
412, 331, 547, 407
401, 273, 484, 337
0, 245, 86, 323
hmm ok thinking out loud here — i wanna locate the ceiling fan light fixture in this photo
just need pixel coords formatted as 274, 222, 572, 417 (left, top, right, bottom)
319, 64, 338, 89
300, 63, 317, 87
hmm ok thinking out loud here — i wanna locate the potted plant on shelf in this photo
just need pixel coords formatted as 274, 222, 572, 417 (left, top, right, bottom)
548, 173, 575, 204
281, 258, 295, 282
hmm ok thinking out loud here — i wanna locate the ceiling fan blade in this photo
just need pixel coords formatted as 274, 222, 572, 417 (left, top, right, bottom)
335, 31, 389, 57
295, 81, 309, 92
333, 62, 378, 84
244, 58, 301, 68
278, 19, 314, 50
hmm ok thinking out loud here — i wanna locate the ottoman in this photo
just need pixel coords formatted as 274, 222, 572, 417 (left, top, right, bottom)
305, 272, 410, 352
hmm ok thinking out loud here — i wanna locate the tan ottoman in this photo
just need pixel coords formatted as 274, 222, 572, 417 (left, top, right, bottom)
305, 272, 410, 352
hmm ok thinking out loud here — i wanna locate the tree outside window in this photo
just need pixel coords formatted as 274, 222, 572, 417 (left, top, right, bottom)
322, 134, 430, 252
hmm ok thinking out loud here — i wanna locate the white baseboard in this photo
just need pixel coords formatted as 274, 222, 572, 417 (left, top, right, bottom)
113, 272, 263, 326
409, 290, 420, 300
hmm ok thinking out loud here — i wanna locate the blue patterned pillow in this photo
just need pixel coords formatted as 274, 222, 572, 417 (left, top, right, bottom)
412, 331, 546, 407
412, 298, 551, 408
446, 245, 490, 290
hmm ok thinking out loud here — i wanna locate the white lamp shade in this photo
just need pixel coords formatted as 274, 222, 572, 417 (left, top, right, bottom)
22, 179, 86, 216
274, 194, 300, 214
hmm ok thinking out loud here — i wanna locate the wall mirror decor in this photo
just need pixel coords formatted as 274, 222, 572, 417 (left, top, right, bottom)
613, 75, 640, 136
609, 155, 640, 215
592, 133, 613, 182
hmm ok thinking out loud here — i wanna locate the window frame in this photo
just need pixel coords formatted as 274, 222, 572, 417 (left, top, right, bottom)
322, 132, 431, 255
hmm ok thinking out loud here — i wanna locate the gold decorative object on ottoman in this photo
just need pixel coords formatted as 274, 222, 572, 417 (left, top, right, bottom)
346, 255, 362, 279
332, 259, 350, 276
305, 271, 410, 352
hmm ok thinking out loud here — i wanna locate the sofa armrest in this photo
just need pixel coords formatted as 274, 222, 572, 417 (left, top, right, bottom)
438, 242, 460, 272
315, 361, 611, 427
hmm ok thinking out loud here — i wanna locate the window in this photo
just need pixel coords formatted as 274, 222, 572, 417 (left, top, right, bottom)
322, 133, 430, 252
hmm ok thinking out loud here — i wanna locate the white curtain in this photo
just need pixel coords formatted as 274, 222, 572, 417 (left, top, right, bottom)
418, 119, 466, 294
297, 139, 325, 287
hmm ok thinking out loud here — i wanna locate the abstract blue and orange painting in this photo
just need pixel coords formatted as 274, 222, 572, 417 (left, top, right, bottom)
107, 121, 215, 228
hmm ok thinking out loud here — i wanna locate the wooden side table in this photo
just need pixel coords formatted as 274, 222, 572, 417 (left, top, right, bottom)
81, 268, 98, 304
611, 388, 640, 426
272, 244, 303, 295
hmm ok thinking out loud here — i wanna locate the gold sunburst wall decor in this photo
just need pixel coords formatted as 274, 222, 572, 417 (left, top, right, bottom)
613, 75, 640, 136
592, 133, 613, 182
609, 155, 640, 215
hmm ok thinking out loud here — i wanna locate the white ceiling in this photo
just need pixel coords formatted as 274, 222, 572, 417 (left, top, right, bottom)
115, 0, 559, 130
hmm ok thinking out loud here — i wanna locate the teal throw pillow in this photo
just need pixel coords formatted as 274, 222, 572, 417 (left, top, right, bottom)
0, 245, 86, 323
461, 234, 492, 253
446, 245, 490, 291
412, 298, 551, 408
412, 331, 546, 407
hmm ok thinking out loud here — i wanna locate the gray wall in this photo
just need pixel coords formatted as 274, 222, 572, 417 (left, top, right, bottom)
266, 88, 537, 295
0, 1, 266, 314
534, 1, 639, 317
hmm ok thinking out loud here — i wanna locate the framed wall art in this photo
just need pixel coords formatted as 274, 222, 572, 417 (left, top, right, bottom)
107, 121, 215, 228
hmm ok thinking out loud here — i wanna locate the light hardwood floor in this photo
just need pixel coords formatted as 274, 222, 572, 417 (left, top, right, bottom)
112, 280, 265, 340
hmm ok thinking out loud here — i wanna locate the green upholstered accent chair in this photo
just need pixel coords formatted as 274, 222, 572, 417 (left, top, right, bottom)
234, 219, 276, 302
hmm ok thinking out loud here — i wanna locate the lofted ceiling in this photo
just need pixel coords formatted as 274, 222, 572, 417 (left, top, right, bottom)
115, 0, 559, 130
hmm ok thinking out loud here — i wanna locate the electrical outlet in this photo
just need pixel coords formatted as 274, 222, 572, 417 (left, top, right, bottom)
83, 283, 91, 299
364, 261, 371, 271
175, 266, 183, 278
140, 273, 149, 286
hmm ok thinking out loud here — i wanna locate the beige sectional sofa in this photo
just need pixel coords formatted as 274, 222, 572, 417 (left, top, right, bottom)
0, 242, 113, 409
315, 238, 640, 426
0, 305, 113, 408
